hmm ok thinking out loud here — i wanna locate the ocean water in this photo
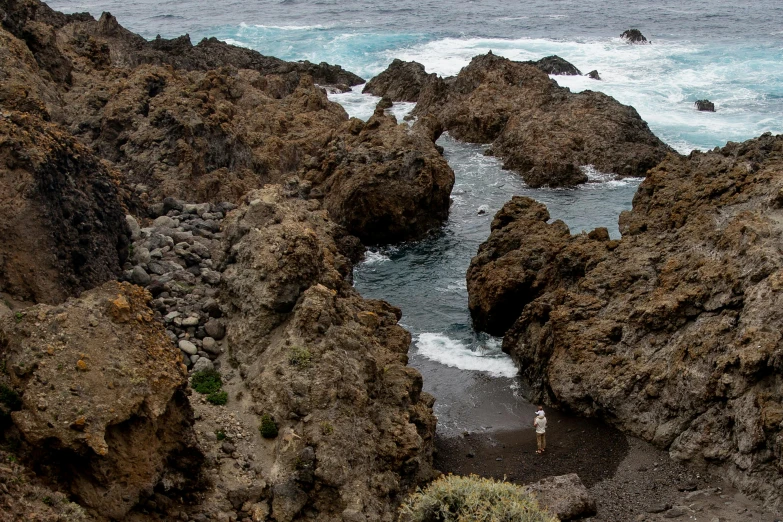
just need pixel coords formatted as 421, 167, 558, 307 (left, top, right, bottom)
49, 0, 783, 433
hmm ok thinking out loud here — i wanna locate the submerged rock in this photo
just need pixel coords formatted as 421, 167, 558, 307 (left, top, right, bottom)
587, 69, 601, 80
695, 99, 716, 112
413, 53, 675, 187
363, 58, 437, 102
467, 132, 783, 509
621, 28, 650, 44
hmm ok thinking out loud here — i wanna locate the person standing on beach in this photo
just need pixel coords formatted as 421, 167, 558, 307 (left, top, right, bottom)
534, 407, 547, 454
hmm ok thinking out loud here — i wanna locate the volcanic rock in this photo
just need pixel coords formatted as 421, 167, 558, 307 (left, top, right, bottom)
523, 474, 597, 520
312, 109, 455, 244
413, 53, 675, 187
363, 59, 438, 102
0, 110, 130, 304
587, 69, 601, 80
0, 281, 203, 519
621, 28, 649, 44
529, 55, 582, 76
695, 99, 716, 112
467, 132, 783, 508
218, 186, 437, 520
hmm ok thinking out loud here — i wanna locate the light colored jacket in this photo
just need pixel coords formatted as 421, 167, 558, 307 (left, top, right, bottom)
534, 415, 547, 434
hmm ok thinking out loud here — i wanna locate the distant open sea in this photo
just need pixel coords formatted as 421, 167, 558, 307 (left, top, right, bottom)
47, 0, 783, 433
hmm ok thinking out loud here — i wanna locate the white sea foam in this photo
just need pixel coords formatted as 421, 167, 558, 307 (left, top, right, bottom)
327, 84, 379, 120
415, 333, 517, 378
362, 250, 391, 265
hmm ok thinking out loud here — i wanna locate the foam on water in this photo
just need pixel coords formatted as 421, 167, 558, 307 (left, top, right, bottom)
415, 333, 517, 378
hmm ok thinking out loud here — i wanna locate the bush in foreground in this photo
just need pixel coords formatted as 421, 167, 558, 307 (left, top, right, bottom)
399, 474, 558, 522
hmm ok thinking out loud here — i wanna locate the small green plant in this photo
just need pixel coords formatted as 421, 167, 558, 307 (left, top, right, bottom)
215, 429, 226, 441
7, 454, 18, 463
190, 369, 222, 395
0, 384, 21, 411
399, 474, 558, 522
42, 496, 53, 505
288, 346, 312, 368
320, 421, 334, 435
206, 390, 228, 405
14, 312, 23, 323
259, 414, 278, 438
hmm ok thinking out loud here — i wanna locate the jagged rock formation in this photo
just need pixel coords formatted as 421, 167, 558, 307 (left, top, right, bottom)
587, 69, 601, 80
214, 186, 437, 521
0, 111, 130, 304
363, 59, 437, 102
529, 55, 582, 76
412, 53, 675, 187
695, 99, 716, 112
0, 0, 453, 245
621, 29, 649, 44
467, 133, 783, 509
313, 109, 454, 244
0, 281, 203, 519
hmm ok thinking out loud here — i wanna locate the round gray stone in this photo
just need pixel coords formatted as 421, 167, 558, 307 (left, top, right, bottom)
179, 340, 198, 355
131, 266, 151, 286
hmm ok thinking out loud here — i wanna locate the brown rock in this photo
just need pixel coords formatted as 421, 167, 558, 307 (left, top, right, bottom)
413, 52, 675, 187
219, 187, 437, 521
0, 110, 129, 304
467, 132, 783, 508
362, 59, 437, 102
0, 281, 203, 519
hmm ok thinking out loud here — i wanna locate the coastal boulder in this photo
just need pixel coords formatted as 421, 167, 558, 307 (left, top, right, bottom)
529, 55, 582, 76
523, 474, 597, 521
0, 111, 129, 304
219, 187, 437, 521
0, 281, 203, 519
695, 99, 716, 112
468, 133, 783, 509
363, 59, 438, 102
413, 53, 674, 187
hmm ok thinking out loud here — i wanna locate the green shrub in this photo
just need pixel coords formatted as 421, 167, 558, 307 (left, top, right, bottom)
191, 369, 222, 395
259, 414, 278, 438
206, 391, 228, 405
288, 346, 312, 368
399, 474, 558, 522
320, 421, 334, 435
215, 429, 226, 441
14, 312, 23, 323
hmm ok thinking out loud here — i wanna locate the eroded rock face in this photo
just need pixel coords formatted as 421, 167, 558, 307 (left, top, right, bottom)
219, 187, 437, 521
621, 28, 649, 44
0, 281, 203, 519
468, 133, 783, 509
363, 59, 437, 102
313, 109, 455, 244
0, 111, 129, 304
413, 53, 675, 187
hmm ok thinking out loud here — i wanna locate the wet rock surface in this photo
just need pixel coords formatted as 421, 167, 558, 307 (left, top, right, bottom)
695, 99, 716, 112
413, 52, 675, 187
0, 281, 202, 519
467, 133, 783, 510
529, 55, 582, 76
621, 29, 650, 44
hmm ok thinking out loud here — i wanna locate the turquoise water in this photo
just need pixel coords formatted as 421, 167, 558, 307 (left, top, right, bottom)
48, 0, 783, 432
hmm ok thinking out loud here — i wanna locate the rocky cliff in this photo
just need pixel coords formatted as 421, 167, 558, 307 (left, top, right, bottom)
412, 53, 675, 187
0, 281, 203, 520
467, 133, 783, 509
0, 0, 453, 244
0, 111, 130, 304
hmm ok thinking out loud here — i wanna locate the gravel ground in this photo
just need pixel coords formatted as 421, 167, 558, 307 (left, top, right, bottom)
434, 408, 782, 522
